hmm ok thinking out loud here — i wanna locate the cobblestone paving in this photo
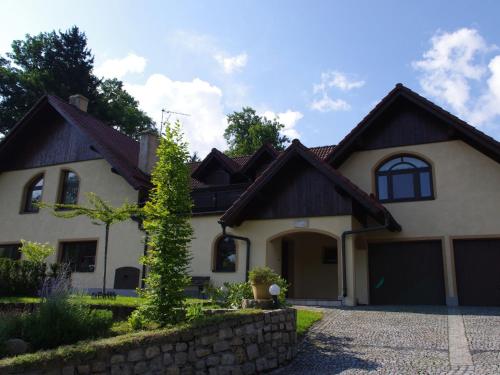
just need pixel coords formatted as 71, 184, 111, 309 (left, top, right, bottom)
272, 306, 500, 375
461, 307, 500, 368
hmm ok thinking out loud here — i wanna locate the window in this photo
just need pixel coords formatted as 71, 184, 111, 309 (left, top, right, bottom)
376, 155, 434, 202
23, 174, 44, 213
213, 237, 236, 272
60, 241, 97, 272
58, 170, 79, 205
0, 244, 21, 260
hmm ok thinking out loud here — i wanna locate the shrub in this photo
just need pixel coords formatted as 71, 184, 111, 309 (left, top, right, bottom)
206, 282, 253, 309
1, 296, 113, 351
248, 266, 279, 285
0, 259, 46, 297
19, 240, 54, 264
185, 303, 204, 322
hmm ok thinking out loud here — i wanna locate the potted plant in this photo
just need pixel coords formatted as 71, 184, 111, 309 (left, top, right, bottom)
248, 266, 279, 300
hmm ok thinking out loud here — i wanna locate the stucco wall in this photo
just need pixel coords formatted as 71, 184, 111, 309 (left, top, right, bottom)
189, 215, 351, 299
339, 139, 500, 304
0, 159, 145, 290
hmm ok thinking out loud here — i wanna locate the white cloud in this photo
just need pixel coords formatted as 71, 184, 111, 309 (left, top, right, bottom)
167, 30, 248, 74
413, 27, 500, 128
262, 110, 303, 139
125, 74, 227, 156
310, 70, 363, 112
214, 52, 248, 74
314, 71, 365, 93
310, 95, 351, 112
95, 53, 147, 79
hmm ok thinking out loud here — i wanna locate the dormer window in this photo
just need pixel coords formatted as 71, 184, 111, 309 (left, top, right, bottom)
23, 174, 44, 213
58, 170, 79, 205
376, 155, 434, 202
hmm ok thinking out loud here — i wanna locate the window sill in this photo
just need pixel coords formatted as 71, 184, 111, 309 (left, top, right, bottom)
379, 196, 435, 204
212, 270, 236, 273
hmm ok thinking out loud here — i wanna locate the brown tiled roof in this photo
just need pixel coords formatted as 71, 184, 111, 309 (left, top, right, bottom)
189, 144, 336, 188
47, 95, 151, 189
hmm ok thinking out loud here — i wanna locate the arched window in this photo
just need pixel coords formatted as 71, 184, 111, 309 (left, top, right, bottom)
213, 237, 236, 272
23, 174, 44, 213
58, 170, 79, 205
376, 155, 434, 202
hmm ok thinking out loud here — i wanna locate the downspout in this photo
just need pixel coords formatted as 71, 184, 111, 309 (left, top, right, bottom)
218, 220, 251, 282
341, 213, 395, 299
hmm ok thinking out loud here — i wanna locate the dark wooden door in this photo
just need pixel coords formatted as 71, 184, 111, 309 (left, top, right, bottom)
368, 241, 445, 305
454, 239, 500, 306
113, 267, 140, 290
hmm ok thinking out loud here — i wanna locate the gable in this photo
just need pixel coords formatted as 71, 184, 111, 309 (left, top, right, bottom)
357, 97, 454, 151
241, 155, 353, 222
0, 107, 101, 171
330, 84, 500, 168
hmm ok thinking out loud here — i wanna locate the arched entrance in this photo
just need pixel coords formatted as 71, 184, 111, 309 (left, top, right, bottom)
268, 230, 339, 300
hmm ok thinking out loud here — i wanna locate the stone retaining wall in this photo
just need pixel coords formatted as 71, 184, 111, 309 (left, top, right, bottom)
1, 308, 297, 375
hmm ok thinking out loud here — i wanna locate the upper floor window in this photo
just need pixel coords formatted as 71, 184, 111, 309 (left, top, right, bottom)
58, 170, 79, 205
23, 174, 44, 213
376, 155, 434, 203
213, 237, 236, 272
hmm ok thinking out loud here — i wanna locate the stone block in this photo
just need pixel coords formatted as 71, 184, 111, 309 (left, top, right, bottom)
246, 344, 259, 360
76, 365, 90, 375
196, 347, 211, 358
221, 353, 235, 365
195, 359, 206, 369
61, 366, 75, 375
91, 361, 106, 372
219, 327, 233, 340
110, 354, 125, 364
206, 355, 220, 367
256, 357, 268, 372
133, 361, 148, 374
213, 340, 230, 353
242, 362, 256, 375
201, 334, 217, 346
175, 351, 188, 366
128, 348, 144, 362
163, 352, 174, 366
145, 345, 160, 359
111, 363, 132, 375
166, 366, 180, 375
150, 356, 163, 371
176, 342, 188, 352
162, 343, 174, 352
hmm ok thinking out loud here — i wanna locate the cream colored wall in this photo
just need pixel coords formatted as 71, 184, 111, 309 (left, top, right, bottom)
189, 215, 352, 300
0, 159, 145, 290
339, 140, 500, 304
287, 233, 338, 300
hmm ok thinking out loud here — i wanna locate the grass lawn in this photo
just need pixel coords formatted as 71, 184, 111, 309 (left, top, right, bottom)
0, 296, 215, 308
296, 309, 323, 337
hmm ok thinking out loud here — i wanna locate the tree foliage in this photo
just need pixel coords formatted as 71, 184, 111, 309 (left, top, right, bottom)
20, 240, 55, 264
136, 121, 193, 327
39, 192, 141, 293
0, 26, 154, 138
223, 107, 290, 157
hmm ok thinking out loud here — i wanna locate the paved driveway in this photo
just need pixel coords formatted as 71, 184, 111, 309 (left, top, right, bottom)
273, 306, 500, 375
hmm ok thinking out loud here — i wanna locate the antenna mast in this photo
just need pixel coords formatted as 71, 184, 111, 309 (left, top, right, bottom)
160, 109, 190, 134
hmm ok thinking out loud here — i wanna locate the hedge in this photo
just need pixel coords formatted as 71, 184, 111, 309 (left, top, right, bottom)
0, 258, 46, 297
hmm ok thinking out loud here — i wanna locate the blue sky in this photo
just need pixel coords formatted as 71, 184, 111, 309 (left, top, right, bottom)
2, 0, 500, 155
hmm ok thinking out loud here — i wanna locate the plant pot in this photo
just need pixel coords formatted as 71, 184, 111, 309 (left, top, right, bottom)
251, 283, 272, 300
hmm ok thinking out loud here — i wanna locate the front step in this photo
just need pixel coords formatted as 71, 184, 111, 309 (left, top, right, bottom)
287, 299, 342, 307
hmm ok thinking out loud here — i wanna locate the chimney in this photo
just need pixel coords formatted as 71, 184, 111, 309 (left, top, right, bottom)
138, 132, 159, 174
69, 94, 89, 112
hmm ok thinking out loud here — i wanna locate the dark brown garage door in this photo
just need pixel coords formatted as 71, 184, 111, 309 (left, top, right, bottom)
369, 241, 446, 305
454, 239, 500, 306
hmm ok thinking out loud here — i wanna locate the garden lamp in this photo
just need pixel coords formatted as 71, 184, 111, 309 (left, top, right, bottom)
269, 284, 280, 308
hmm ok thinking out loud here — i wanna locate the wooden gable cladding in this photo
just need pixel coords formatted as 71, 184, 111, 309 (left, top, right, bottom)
357, 97, 453, 151
244, 155, 353, 221
0, 107, 101, 171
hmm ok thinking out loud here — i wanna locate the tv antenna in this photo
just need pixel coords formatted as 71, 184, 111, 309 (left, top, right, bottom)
160, 109, 190, 134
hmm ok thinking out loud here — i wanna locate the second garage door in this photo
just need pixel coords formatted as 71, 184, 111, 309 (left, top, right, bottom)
368, 240, 446, 305
454, 239, 500, 306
